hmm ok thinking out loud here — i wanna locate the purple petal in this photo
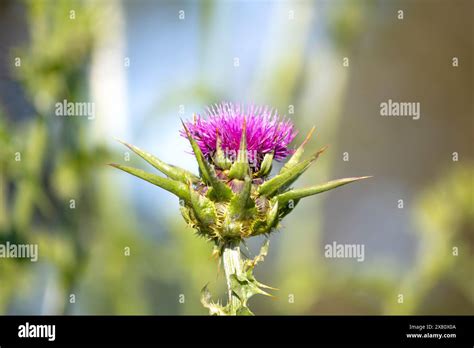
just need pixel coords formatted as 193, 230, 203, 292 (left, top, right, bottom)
181, 102, 297, 168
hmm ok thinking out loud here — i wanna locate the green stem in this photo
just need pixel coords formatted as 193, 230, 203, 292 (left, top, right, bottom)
222, 242, 242, 314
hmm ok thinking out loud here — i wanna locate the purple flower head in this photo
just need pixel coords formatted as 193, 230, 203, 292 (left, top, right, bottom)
181, 103, 297, 171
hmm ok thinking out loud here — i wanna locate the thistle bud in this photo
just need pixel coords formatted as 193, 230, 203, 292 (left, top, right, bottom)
110, 102, 370, 315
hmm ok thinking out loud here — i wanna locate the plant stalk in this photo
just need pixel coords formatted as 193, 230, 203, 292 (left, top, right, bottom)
222, 242, 243, 314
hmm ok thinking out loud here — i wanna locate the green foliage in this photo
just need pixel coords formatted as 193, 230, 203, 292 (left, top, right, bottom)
276, 176, 372, 208
201, 240, 274, 315
117, 140, 199, 184
257, 146, 327, 197
200, 284, 229, 315
182, 122, 233, 201
108, 163, 191, 203
227, 119, 250, 180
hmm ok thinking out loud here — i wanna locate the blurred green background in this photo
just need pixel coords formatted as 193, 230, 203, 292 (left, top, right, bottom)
0, 0, 472, 315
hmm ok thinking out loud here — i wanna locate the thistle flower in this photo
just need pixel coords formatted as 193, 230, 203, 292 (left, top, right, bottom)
110, 102, 370, 315
181, 103, 296, 171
